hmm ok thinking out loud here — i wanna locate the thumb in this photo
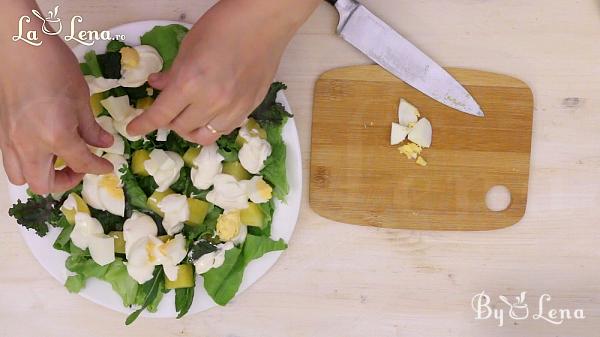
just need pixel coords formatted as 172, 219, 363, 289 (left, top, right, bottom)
77, 106, 113, 148
148, 71, 170, 90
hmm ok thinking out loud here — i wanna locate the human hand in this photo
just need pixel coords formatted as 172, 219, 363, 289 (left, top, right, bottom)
128, 0, 320, 144
0, 35, 114, 194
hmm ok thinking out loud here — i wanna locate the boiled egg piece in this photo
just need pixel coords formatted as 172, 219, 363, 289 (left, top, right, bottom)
398, 99, 420, 126
144, 149, 184, 192
60, 193, 90, 225
390, 123, 409, 145
118, 45, 163, 88
82, 173, 125, 217
156, 128, 170, 142
126, 236, 159, 283
206, 174, 249, 211
232, 224, 247, 246
238, 126, 272, 174
154, 234, 187, 281
193, 241, 234, 274
88, 235, 116, 266
70, 212, 115, 266
216, 210, 242, 241
246, 176, 272, 204
100, 95, 132, 122
113, 108, 144, 142
123, 211, 158, 255
70, 212, 104, 249
407, 117, 432, 148
157, 194, 190, 235
103, 153, 128, 177
85, 76, 119, 96
190, 143, 224, 190
126, 233, 187, 283
95, 116, 125, 155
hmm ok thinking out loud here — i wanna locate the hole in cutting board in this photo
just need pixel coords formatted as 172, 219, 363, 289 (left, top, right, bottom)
486, 185, 512, 212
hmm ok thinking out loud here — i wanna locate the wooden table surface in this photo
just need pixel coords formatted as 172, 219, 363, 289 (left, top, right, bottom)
1, 1, 599, 336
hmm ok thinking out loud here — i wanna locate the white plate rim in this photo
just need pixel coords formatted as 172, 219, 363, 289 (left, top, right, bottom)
7, 20, 302, 318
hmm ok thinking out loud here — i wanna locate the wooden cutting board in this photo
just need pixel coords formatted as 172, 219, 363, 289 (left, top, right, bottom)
309, 66, 533, 231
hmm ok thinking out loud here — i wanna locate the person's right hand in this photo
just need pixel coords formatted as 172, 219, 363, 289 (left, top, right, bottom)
0, 35, 114, 194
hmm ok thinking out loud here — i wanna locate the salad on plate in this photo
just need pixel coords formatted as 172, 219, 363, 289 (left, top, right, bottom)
8, 24, 292, 325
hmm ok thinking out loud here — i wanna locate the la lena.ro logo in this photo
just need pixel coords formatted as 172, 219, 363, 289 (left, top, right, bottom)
12, 5, 125, 47
472, 291, 585, 327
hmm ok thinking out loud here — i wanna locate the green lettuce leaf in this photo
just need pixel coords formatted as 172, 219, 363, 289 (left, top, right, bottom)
202, 235, 287, 305
140, 24, 189, 70
65, 256, 139, 308
83, 50, 103, 77
260, 122, 288, 200
106, 39, 126, 53
217, 131, 241, 162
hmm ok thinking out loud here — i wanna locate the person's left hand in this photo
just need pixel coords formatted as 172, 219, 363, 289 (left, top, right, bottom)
127, 0, 319, 144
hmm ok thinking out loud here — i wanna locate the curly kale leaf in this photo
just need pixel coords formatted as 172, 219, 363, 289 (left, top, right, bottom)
250, 82, 292, 125
8, 195, 61, 237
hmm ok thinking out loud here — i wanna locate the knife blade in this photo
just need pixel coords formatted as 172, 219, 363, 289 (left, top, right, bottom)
326, 0, 484, 117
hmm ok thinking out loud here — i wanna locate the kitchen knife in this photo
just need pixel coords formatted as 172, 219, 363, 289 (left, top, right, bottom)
325, 0, 484, 117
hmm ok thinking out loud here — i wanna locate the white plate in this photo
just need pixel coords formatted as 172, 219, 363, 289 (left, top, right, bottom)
7, 20, 302, 318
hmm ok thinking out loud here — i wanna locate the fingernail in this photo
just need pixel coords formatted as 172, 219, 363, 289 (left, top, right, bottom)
102, 133, 114, 146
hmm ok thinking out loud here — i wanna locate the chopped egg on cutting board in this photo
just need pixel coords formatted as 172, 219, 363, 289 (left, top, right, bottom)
398, 99, 420, 126
390, 123, 409, 145
144, 149, 184, 192
390, 99, 433, 166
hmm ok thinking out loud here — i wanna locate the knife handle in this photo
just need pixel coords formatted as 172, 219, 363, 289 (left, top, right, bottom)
324, 0, 337, 5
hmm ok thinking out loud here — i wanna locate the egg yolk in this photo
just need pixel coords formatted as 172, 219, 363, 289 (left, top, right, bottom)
146, 240, 157, 263
99, 174, 124, 200
120, 47, 140, 69
216, 211, 242, 241
256, 179, 273, 200
398, 142, 422, 159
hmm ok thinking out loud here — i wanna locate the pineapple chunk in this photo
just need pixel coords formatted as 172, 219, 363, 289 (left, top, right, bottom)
186, 198, 211, 226
147, 189, 175, 216
164, 264, 195, 289
240, 203, 265, 228
131, 149, 151, 176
